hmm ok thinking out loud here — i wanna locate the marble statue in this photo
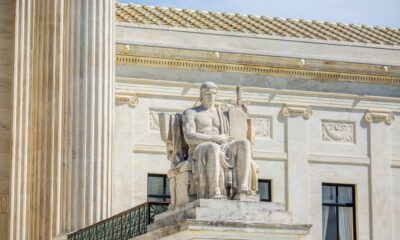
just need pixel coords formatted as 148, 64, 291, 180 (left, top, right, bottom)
159, 82, 258, 208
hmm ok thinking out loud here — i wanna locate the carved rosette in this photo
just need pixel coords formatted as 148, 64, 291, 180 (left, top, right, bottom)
281, 105, 312, 119
364, 111, 395, 125
115, 94, 139, 108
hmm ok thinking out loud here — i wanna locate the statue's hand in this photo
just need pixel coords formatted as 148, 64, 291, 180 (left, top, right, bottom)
213, 134, 235, 144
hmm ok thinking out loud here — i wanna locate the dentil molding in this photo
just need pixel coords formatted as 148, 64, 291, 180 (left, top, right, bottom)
281, 105, 312, 119
364, 110, 395, 124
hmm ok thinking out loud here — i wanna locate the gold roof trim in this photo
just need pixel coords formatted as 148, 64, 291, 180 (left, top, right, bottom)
116, 55, 400, 85
116, 3, 400, 46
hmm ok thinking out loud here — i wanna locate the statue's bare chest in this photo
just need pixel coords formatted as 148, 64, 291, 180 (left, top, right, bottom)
194, 110, 220, 130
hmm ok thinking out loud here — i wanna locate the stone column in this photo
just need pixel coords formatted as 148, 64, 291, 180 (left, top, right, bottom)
282, 105, 312, 223
0, 0, 16, 239
61, 0, 115, 233
10, 0, 115, 239
365, 111, 394, 240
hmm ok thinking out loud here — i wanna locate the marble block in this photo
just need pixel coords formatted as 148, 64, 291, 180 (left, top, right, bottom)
132, 199, 311, 240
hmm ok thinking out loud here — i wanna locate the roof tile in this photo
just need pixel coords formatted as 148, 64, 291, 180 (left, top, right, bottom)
115, 3, 400, 46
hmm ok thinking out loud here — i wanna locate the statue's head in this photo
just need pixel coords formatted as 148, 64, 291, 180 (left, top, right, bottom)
200, 82, 217, 106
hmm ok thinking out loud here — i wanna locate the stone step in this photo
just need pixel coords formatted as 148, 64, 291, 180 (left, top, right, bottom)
190, 199, 291, 223
136, 199, 310, 240
151, 199, 291, 231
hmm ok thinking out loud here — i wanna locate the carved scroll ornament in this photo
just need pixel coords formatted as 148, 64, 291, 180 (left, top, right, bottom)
281, 105, 312, 119
364, 111, 394, 125
115, 94, 139, 108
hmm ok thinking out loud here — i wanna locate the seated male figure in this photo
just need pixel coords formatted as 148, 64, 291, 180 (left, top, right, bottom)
182, 82, 257, 199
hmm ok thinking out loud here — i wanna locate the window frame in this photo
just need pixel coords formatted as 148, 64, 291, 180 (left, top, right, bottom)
258, 179, 272, 202
322, 183, 357, 240
147, 174, 170, 203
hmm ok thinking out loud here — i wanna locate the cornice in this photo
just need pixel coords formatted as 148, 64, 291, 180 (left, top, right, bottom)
115, 78, 400, 112
116, 54, 400, 86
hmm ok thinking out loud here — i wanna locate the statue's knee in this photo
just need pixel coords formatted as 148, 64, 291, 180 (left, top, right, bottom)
236, 139, 251, 151
206, 142, 220, 154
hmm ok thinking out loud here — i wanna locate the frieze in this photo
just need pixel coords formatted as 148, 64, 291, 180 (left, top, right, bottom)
116, 55, 400, 86
281, 105, 312, 119
364, 111, 395, 124
322, 121, 354, 143
115, 94, 139, 108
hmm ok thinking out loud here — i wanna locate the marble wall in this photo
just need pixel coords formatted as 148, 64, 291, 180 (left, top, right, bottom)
113, 22, 400, 240
113, 75, 399, 240
0, 0, 15, 239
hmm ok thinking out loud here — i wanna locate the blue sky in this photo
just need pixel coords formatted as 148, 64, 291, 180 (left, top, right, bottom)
118, 0, 400, 28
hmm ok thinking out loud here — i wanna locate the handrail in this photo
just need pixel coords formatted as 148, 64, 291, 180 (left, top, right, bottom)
67, 202, 169, 240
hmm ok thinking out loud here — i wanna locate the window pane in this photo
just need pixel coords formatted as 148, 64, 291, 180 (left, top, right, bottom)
338, 186, 353, 204
258, 181, 270, 201
338, 207, 354, 240
148, 176, 164, 195
323, 185, 336, 204
322, 206, 337, 240
166, 178, 170, 195
148, 197, 164, 202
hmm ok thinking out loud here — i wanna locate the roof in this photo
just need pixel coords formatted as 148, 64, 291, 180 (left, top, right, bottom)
115, 3, 400, 46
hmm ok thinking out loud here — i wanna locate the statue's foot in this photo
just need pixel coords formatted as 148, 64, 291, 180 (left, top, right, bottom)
210, 192, 225, 199
237, 189, 253, 195
237, 185, 254, 195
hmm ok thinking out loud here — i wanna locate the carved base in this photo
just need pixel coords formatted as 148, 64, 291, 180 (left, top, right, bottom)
132, 199, 311, 240
233, 193, 260, 201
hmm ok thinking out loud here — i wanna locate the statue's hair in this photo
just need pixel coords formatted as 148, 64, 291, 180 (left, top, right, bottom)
200, 82, 217, 92
199, 82, 217, 102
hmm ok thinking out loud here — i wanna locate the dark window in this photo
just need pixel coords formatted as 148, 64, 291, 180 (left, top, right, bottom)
147, 174, 170, 203
258, 179, 271, 202
322, 183, 356, 240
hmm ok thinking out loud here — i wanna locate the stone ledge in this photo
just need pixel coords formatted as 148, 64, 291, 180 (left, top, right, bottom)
135, 199, 311, 239
133, 219, 311, 240
151, 199, 289, 231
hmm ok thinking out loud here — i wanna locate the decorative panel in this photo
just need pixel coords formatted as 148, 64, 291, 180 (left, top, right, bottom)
251, 116, 272, 139
322, 120, 355, 143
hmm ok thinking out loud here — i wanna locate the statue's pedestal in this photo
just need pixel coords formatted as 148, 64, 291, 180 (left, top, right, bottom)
132, 199, 311, 240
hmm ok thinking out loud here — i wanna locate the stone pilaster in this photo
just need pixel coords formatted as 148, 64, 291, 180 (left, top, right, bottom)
10, 0, 115, 239
366, 111, 393, 240
282, 105, 311, 223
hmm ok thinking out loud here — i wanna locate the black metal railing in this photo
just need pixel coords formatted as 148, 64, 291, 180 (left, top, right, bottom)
67, 202, 169, 240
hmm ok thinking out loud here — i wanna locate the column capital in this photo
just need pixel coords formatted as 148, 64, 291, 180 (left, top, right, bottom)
281, 104, 312, 119
364, 110, 395, 125
116, 94, 139, 108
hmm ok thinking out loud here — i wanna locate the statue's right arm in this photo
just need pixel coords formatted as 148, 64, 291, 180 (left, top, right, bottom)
182, 109, 217, 145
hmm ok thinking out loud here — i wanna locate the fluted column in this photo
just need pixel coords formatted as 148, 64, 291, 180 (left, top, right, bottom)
11, 1, 37, 239
61, 0, 114, 232
11, 0, 70, 238
10, 0, 114, 239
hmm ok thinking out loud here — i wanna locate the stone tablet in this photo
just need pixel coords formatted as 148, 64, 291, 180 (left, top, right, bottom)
228, 106, 248, 140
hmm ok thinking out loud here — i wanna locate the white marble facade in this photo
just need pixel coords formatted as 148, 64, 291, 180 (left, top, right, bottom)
113, 22, 400, 240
